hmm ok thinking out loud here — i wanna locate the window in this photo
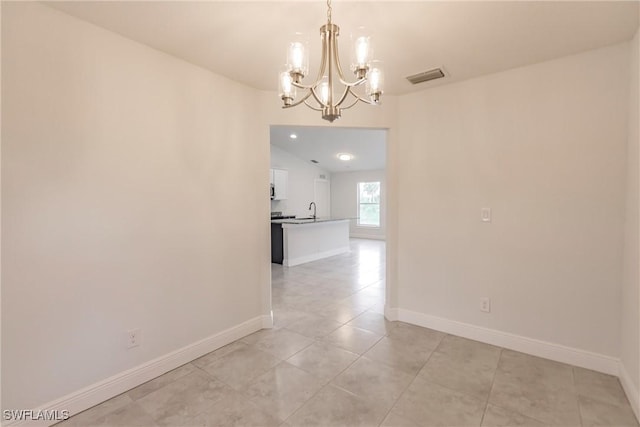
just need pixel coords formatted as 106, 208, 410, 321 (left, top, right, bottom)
357, 181, 381, 227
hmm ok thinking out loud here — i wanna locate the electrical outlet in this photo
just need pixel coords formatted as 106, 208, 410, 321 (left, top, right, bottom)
480, 297, 491, 313
127, 328, 141, 349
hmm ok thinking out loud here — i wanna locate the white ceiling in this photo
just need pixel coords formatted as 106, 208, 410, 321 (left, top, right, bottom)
271, 126, 386, 172
47, 1, 639, 96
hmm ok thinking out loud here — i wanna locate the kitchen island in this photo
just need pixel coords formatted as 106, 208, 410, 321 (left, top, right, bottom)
271, 218, 350, 266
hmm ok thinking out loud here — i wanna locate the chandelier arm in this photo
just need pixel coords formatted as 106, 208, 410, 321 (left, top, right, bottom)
334, 82, 353, 107
338, 76, 367, 87
344, 86, 376, 106
289, 32, 330, 91
331, 30, 368, 88
291, 81, 319, 91
310, 85, 329, 108
303, 100, 324, 111
282, 90, 315, 109
332, 28, 349, 83
339, 97, 361, 110
292, 29, 327, 93
311, 31, 329, 87
352, 96, 376, 106
326, 29, 335, 107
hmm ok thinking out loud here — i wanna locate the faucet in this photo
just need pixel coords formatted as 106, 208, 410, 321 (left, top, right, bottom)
309, 202, 317, 219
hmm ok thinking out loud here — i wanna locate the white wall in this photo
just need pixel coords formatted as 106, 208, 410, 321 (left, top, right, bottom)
1, 2, 270, 411
3, 0, 638, 417
395, 43, 629, 360
270, 145, 331, 218
621, 28, 640, 415
331, 169, 386, 240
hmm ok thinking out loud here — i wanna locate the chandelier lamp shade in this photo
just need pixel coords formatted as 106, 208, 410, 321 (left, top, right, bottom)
278, 0, 384, 122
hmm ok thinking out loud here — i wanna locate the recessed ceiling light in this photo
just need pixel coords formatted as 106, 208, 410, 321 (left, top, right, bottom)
337, 153, 353, 161
289, 133, 297, 139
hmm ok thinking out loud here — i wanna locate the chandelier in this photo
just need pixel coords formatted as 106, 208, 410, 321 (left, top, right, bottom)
278, 0, 384, 122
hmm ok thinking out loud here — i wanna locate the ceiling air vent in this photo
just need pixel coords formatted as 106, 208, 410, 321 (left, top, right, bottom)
310, 160, 319, 164
406, 68, 445, 85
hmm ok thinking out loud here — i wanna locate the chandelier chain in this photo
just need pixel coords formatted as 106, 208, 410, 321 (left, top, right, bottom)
327, 0, 332, 23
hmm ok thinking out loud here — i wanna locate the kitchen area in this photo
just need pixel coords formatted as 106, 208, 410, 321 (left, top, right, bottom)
269, 160, 350, 267
269, 125, 387, 268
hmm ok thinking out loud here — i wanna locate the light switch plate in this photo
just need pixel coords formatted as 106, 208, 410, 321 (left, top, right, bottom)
481, 208, 491, 223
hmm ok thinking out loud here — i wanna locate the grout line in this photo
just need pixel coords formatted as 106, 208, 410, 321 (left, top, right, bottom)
479, 347, 503, 427
478, 349, 549, 427
281, 347, 362, 425
373, 331, 447, 426
572, 366, 585, 427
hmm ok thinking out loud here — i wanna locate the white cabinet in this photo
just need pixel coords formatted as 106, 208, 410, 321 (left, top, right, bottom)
274, 169, 288, 200
270, 169, 288, 200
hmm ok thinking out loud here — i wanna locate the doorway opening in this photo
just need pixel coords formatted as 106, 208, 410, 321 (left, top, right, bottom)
268, 125, 389, 336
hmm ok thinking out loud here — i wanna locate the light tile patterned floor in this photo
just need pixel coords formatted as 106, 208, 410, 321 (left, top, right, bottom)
59, 239, 638, 426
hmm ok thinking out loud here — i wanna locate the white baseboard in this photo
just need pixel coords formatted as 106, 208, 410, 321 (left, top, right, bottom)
387, 305, 640, 419
384, 305, 399, 321
284, 246, 350, 267
262, 311, 274, 329
4, 315, 268, 427
389, 307, 619, 376
349, 233, 386, 241
619, 361, 640, 422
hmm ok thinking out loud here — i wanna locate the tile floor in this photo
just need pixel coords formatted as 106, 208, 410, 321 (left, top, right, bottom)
59, 239, 638, 426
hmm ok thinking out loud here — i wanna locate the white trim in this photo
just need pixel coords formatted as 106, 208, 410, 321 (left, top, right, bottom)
4, 316, 267, 427
619, 361, 640, 421
384, 305, 399, 321
395, 308, 619, 375
349, 233, 386, 241
262, 311, 274, 329
283, 246, 350, 267
388, 306, 640, 420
